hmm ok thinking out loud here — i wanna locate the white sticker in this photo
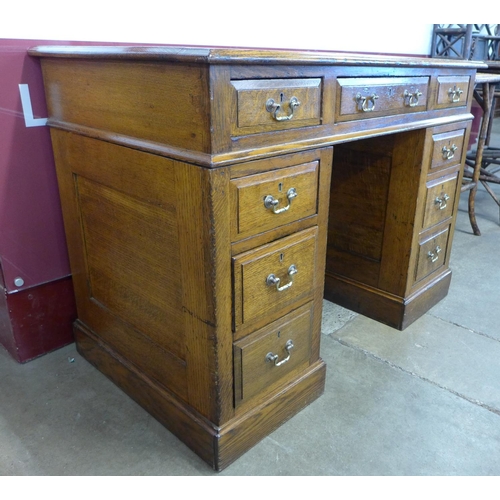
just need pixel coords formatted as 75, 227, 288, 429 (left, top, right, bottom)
18, 84, 48, 127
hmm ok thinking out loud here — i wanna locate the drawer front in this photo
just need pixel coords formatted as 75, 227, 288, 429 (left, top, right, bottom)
336, 77, 429, 122
233, 227, 317, 331
231, 78, 322, 135
429, 129, 465, 173
435, 76, 470, 109
230, 161, 319, 240
233, 304, 312, 405
414, 226, 450, 284
422, 172, 459, 230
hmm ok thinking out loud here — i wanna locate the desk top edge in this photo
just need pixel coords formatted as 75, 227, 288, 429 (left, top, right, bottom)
475, 72, 500, 84
27, 45, 488, 69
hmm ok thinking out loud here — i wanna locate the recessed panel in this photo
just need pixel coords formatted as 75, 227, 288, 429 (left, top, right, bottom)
77, 176, 185, 359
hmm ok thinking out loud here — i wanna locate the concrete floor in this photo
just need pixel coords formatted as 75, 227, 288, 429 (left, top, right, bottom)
2, 122, 500, 476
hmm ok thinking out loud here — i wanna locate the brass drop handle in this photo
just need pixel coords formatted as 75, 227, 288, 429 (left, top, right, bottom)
266, 96, 301, 121
435, 193, 450, 210
264, 187, 297, 214
427, 245, 442, 263
266, 340, 294, 367
442, 144, 458, 160
356, 92, 379, 112
448, 86, 464, 103
266, 265, 298, 292
404, 89, 423, 107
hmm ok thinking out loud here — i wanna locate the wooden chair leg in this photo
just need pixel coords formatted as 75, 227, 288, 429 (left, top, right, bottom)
468, 81, 496, 235
468, 183, 481, 235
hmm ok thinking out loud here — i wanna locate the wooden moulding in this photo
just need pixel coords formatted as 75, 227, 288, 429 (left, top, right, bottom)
75, 320, 325, 471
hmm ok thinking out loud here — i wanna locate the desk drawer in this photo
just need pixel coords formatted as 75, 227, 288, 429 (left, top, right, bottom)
233, 303, 312, 406
429, 128, 466, 172
231, 78, 322, 135
414, 226, 450, 284
435, 76, 470, 109
336, 77, 429, 122
421, 172, 459, 230
230, 160, 319, 241
232, 227, 317, 331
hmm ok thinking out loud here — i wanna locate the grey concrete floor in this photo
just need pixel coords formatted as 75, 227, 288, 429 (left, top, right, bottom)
1, 122, 500, 476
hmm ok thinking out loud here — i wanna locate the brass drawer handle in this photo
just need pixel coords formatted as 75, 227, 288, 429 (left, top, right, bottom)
266, 264, 298, 292
442, 144, 458, 160
266, 96, 301, 122
264, 187, 297, 214
356, 93, 379, 112
266, 339, 294, 367
427, 245, 442, 263
435, 193, 450, 210
404, 89, 422, 107
448, 86, 464, 103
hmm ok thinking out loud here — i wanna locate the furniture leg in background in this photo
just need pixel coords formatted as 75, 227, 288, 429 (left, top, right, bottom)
462, 72, 500, 235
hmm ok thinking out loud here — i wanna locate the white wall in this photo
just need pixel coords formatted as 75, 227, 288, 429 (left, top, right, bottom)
3, 1, 435, 55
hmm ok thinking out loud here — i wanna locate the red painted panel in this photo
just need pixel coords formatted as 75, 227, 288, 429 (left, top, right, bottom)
0, 39, 71, 292
0, 285, 16, 358
6, 276, 76, 363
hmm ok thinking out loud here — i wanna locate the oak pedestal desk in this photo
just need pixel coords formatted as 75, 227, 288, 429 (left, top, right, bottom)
30, 46, 483, 470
